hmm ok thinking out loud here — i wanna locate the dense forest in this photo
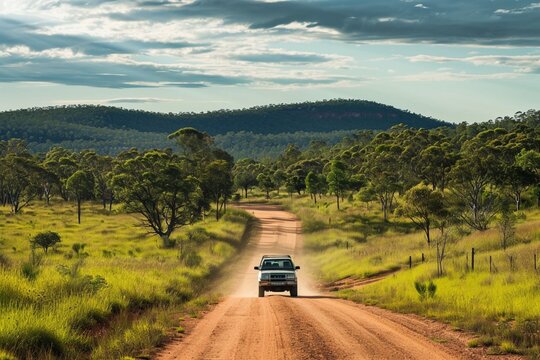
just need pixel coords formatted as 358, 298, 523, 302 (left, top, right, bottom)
0, 99, 449, 158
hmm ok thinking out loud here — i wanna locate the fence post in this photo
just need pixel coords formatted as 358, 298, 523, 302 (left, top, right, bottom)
409, 256, 412, 269
422, 253, 425, 263
489, 256, 492, 273
471, 248, 475, 272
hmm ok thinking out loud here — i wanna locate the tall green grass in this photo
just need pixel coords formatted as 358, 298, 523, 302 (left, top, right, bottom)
0, 201, 251, 359
277, 194, 540, 356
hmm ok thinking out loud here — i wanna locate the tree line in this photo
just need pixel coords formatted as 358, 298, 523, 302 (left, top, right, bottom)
1, 109, 539, 253
0, 128, 234, 248
234, 110, 539, 226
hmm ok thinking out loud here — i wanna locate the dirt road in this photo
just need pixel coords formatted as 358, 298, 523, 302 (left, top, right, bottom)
157, 205, 501, 360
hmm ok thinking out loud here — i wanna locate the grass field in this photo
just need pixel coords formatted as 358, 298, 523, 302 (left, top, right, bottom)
0, 201, 251, 360
277, 194, 540, 357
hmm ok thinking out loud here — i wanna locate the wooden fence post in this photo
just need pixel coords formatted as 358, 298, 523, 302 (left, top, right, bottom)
422, 253, 425, 263
471, 248, 475, 272
489, 256, 492, 273
409, 256, 412, 269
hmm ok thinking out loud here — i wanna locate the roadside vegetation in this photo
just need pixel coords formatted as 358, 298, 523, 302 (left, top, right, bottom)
0, 131, 250, 359
233, 110, 540, 356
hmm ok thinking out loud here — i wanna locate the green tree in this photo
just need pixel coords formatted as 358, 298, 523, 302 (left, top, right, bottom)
305, 171, 320, 204
66, 170, 95, 224
112, 150, 202, 247
0, 152, 41, 213
326, 160, 349, 210
233, 158, 259, 198
362, 141, 401, 221
202, 160, 233, 220
396, 184, 445, 246
31, 231, 61, 253
257, 172, 275, 199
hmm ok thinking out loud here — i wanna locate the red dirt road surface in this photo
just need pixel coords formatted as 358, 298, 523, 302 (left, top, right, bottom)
157, 204, 518, 360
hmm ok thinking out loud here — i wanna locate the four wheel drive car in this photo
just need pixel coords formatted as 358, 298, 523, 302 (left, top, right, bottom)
254, 255, 300, 297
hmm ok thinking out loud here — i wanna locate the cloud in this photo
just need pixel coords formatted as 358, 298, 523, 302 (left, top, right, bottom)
409, 54, 540, 73
0, 17, 206, 57
0, 53, 249, 88
396, 71, 518, 82
107, 0, 540, 46
56, 97, 178, 104
232, 51, 334, 64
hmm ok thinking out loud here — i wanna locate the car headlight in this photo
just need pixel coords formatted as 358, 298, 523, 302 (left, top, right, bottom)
260, 273, 270, 280
286, 273, 296, 279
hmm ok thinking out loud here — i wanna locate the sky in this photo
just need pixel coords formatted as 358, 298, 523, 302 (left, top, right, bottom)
0, 0, 539, 123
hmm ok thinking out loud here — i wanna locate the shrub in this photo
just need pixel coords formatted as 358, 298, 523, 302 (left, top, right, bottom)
414, 280, 436, 301
414, 281, 427, 301
30, 232, 61, 253
427, 281, 437, 298
184, 251, 202, 268
72, 243, 87, 257
20, 263, 39, 281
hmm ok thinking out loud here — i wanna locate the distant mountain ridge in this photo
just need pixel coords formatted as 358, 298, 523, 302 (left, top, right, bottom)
0, 99, 450, 136
0, 99, 452, 157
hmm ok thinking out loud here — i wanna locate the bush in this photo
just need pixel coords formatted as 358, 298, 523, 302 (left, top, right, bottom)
183, 251, 202, 268
20, 263, 39, 281
30, 232, 61, 253
414, 280, 436, 301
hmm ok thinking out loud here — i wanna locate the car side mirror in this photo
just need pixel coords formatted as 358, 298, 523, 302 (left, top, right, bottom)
295, 266, 300, 270
254, 266, 259, 270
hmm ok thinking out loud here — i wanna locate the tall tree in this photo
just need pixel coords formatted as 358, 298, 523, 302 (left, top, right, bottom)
326, 160, 349, 210
112, 150, 202, 247
202, 160, 233, 220
66, 170, 95, 224
396, 184, 446, 246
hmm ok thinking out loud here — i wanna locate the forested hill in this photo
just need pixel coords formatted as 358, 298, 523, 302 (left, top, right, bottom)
0, 99, 451, 157
0, 100, 448, 135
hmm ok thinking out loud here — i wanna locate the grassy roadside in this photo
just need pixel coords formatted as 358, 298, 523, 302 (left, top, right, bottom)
276, 194, 540, 357
0, 201, 252, 360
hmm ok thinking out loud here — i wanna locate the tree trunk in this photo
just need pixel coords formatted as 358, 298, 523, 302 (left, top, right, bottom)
216, 198, 220, 220
336, 194, 340, 210
77, 198, 81, 224
161, 234, 171, 248
426, 220, 431, 246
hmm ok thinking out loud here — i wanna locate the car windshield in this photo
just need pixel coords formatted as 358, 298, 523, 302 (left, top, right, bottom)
260, 259, 294, 270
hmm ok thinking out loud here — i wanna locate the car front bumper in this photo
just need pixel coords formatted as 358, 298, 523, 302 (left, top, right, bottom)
259, 281, 297, 291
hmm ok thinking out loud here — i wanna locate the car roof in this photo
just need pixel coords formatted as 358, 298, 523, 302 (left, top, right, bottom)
261, 255, 292, 259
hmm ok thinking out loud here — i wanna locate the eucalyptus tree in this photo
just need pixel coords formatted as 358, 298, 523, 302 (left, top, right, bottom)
66, 170, 95, 224
326, 160, 349, 210
396, 184, 446, 246
202, 160, 234, 220
112, 150, 203, 248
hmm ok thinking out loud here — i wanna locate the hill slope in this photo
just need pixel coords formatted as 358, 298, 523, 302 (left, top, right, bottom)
0, 99, 451, 157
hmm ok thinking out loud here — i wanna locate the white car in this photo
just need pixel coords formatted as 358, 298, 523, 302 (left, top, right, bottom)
254, 255, 300, 297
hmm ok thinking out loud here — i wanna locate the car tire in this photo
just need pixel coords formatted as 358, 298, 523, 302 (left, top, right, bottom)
290, 286, 298, 297
258, 287, 265, 297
